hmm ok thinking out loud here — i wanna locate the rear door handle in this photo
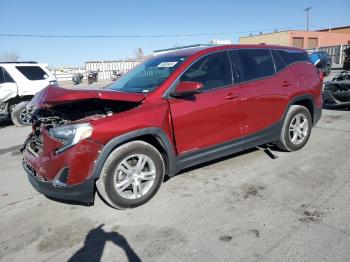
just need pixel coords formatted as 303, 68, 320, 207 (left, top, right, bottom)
225, 93, 239, 100
281, 81, 292, 87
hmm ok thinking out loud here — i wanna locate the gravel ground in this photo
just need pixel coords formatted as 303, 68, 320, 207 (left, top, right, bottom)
0, 72, 349, 262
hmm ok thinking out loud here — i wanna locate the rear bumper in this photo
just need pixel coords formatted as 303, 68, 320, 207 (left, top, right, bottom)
24, 159, 95, 204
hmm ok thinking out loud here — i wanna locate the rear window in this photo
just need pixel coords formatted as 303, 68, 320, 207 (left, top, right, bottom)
237, 49, 275, 82
276, 49, 309, 65
16, 66, 49, 80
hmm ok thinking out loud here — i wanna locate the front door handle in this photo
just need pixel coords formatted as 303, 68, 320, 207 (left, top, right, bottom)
225, 93, 239, 100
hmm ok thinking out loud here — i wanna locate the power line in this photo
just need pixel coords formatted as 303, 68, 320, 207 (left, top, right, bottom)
0, 25, 305, 39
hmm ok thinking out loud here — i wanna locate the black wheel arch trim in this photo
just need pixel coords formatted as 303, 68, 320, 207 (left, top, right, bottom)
285, 94, 320, 125
91, 127, 177, 179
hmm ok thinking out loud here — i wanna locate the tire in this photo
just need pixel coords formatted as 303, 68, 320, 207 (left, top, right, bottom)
96, 141, 165, 209
275, 105, 312, 152
11, 101, 30, 127
325, 65, 331, 76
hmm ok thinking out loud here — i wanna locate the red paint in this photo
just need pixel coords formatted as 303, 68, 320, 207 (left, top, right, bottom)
169, 85, 244, 154
29, 85, 145, 110
24, 44, 322, 186
173, 81, 204, 95
23, 128, 102, 185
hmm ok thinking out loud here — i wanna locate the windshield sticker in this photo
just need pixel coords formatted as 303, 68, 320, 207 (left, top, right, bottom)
157, 62, 178, 68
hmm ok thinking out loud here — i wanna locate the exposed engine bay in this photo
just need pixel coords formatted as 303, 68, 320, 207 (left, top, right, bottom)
31, 99, 141, 129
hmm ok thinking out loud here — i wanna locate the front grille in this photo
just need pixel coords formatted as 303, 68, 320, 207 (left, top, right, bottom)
27, 133, 43, 157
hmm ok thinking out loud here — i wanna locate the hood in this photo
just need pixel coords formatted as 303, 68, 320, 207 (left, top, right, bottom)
29, 85, 146, 110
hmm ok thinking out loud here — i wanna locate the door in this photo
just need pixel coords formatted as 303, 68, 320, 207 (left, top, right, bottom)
292, 37, 304, 49
168, 51, 244, 155
0, 67, 18, 103
233, 49, 291, 136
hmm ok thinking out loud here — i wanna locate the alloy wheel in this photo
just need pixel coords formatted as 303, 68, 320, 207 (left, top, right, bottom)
113, 154, 156, 200
289, 114, 309, 145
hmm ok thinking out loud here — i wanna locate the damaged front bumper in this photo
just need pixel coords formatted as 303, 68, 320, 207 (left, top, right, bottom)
22, 128, 103, 204
23, 159, 95, 204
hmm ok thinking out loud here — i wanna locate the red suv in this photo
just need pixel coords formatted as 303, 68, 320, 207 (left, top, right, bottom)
22, 45, 322, 209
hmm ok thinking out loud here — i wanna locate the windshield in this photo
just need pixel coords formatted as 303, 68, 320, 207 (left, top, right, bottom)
106, 55, 187, 93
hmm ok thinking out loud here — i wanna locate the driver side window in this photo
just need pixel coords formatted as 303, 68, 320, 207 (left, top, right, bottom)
180, 51, 232, 91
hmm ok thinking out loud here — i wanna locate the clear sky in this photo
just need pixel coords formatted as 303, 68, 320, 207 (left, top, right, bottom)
1, 0, 349, 67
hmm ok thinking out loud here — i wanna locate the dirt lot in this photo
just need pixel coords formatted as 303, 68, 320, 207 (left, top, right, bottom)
1, 74, 350, 262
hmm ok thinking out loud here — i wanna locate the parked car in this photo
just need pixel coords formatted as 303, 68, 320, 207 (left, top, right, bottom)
22, 45, 323, 209
309, 51, 332, 76
0, 62, 57, 126
323, 71, 350, 108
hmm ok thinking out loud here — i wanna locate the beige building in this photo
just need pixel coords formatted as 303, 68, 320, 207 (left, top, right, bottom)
239, 27, 350, 49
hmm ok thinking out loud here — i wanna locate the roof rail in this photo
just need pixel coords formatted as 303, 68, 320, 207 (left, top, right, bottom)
153, 44, 211, 53
0, 61, 38, 64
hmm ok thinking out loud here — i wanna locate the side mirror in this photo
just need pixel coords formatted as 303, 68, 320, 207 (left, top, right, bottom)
170, 81, 203, 97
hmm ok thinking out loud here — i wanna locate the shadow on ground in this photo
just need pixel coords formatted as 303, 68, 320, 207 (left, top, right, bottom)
323, 106, 350, 111
68, 224, 141, 262
0, 119, 13, 129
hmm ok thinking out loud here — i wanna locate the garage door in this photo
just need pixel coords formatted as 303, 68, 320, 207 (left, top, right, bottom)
292, 37, 304, 48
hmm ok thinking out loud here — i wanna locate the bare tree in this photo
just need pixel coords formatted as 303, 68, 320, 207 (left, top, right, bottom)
134, 48, 145, 61
0, 51, 20, 62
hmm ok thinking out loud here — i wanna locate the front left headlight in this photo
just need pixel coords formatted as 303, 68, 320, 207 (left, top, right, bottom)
49, 123, 93, 154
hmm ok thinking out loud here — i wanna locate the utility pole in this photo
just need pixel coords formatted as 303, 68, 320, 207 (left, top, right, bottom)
304, 7, 312, 31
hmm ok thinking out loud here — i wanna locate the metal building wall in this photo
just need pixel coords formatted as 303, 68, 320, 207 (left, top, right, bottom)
85, 60, 142, 80
318, 44, 350, 66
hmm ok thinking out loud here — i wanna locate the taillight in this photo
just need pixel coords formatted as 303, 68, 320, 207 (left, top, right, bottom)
317, 69, 324, 82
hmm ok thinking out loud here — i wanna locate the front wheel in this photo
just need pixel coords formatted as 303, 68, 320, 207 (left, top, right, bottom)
11, 101, 30, 127
96, 141, 165, 209
275, 105, 312, 152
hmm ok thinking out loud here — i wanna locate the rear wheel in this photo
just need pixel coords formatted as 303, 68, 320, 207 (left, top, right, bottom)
11, 101, 30, 127
276, 105, 312, 152
96, 141, 165, 209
